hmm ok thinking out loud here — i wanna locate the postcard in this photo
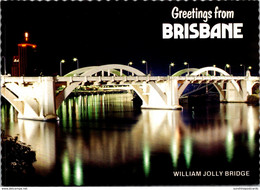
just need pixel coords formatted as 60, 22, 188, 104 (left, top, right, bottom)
1, 0, 259, 189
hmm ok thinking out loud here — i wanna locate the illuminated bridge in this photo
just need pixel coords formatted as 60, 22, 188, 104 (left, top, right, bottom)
1, 64, 259, 121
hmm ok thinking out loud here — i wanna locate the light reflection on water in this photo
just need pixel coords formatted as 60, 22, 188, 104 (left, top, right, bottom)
1, 94, 259, 185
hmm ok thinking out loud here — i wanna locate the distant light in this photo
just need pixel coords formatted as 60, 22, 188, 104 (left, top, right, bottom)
226, 64, 230, 68
184, 62, 188, 66
170, 62, 174, 67
142, 60, 146, 64
61, 59, 65, 63
18, 43, 37, 48
213, 65, 216, 67
73, 58, 78, 62
248, 66, 252, 70
128, 61, 133, 66
25, 32, 29, 42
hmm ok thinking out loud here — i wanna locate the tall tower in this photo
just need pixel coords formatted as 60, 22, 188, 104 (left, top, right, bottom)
11, 32, 37, 76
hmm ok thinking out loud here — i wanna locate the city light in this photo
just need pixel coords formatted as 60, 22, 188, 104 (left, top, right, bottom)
142, 60, 148, 75
169, 62, 174, 76
60, 59, 65, 76
25, 32, 29, 41
184, 62, 190, 75
240, 64, 245, 76
18, 43, 37, 48
213, 65, 216, 76
225, 64, 231, 74
127, 62, 133, 75
73, 58, 79, 69
248, 66, 252, 70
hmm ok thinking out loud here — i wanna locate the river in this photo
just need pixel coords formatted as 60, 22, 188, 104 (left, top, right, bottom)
1, 93, 259, 186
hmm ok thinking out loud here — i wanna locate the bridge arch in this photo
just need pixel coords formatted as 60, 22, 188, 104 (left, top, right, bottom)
177, 66, 241, 101
56, 64, 149, 109
172, 68, 198, 76
65, 64, 145, 77
190, 66, 230, 76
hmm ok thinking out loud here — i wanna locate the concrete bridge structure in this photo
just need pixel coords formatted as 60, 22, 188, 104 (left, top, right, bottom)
1, 64, 259, 121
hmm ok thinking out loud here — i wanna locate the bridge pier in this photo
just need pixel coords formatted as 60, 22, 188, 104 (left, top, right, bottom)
132, 79, 182, 110
1, 77, 58, 121
219, 79, 254, 102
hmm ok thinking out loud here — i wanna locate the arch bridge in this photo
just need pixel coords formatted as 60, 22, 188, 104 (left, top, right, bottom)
1, 64, 259, 121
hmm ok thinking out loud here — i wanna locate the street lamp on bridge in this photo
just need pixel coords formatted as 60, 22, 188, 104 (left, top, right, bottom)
240, 64, 245, 76
1, 56, 6, 75
169, 62, 174, 76
184, 62, 189, 75
142, 60, 148, 75
73, 58, 79, 69
213, 65, 216, 76
60, 59, 65, 76
225, 64, 231, 74
127, 62, 133, 75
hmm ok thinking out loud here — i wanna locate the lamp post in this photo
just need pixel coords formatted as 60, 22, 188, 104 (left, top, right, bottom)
1, 56, 6, 75
127, 62, 133, 75
184, 61, 189, 75
73, 58, 79, 69
169, 62, 174, 76
246, 66, 252, 77
213, 65, 216, 76
225, 64, 231, 74
240, 64, 245, 76
60, 59, 65, 76
142, 60, 148, 75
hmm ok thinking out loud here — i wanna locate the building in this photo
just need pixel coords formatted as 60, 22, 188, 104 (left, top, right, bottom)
11, 32, 37, 76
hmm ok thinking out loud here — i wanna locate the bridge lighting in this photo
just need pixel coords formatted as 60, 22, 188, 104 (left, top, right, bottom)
225, 64, 231, 74
60, 59, 65, 76
240, 64, 245, 76
212, 65, 216, 76
184, 62, 189, 75
169, 62, 175, 76
127, 62, 133, 75
142, 60, 148, 75
73, 58, 79, 69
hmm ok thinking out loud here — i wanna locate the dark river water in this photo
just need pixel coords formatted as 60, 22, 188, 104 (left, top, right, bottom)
1, 93, 259, 186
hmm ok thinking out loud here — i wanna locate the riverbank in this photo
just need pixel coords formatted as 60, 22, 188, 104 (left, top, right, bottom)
1, 133, 36, 185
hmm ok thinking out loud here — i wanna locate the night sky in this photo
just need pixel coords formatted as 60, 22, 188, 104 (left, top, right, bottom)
1, 1, 259, 76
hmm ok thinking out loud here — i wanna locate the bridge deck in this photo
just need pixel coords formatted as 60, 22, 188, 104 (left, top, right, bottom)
1, 76, 259, 85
